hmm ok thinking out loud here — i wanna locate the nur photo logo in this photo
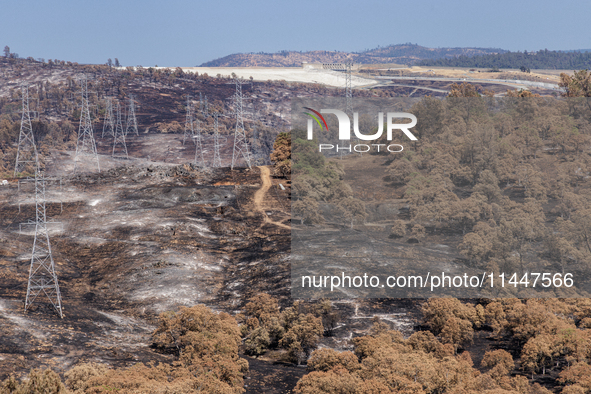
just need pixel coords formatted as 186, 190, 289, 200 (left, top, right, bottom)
303, 106, 418, 153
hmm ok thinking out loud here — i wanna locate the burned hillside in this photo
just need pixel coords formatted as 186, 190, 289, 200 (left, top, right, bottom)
1, 54, 591, 393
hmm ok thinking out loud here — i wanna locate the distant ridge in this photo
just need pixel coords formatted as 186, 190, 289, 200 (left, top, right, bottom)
419, 48, 591, 69
200, 43, 507, 67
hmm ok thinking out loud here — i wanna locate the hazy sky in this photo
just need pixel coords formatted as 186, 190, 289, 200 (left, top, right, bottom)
2, 0, 590, 67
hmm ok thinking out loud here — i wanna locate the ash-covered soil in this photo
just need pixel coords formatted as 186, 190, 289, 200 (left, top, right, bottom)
0, 161, 291, 378
0, 157, 419, 388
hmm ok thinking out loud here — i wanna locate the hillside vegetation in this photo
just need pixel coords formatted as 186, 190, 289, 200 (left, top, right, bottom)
419, 49, 591, 70
201, 44, 506, 67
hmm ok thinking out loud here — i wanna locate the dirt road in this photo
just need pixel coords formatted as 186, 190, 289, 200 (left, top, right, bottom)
254, 166, 290, 230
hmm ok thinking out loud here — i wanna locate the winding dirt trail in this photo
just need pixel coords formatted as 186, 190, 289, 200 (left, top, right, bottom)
254, 166, 291, 230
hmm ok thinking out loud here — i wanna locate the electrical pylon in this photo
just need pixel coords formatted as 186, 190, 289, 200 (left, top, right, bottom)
344, 63, 356, 158
252, 115, 259, 163
125, 94, 138, 136
14, 84, 39, 177
31, 95, 40, 121
193, 118, 205, 167
200, 93, 208, 118
102, 97, 115, 138
183, 95, 195, 145
114, 100, 124, 139
230, 78, 252, 169
251, 103, 265, 164
212, 112, 222, 168
74, 76, 100, 173
345, 63, 353, 116
25, 170, 63, 318
112, 101, 128, 158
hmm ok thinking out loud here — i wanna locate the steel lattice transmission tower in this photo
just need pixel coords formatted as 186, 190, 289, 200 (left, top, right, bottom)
345, 63, 354, 116
31, 94, 40, 121
25, 171, 64, 318
193, 118, 205, 167
114, 100, 125, 144
230, 78, 252, 169
74, 76, 100, 173
16, 84, 63, 317
212, 112, 222, 168
200, 93, 208, 118
125, 95, 139, 136
251, 104, 266, 165
112, 101, 128, 158
101, 97, 115, 138
183, 95, 196, 145
14, 84, 39, 177
344, 63, 356, 158
252, 111, 259, 163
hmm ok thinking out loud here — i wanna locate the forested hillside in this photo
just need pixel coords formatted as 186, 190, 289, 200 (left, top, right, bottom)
419, 49, 591, 70
292, 94, 591, 295
201, 44, 506, 67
